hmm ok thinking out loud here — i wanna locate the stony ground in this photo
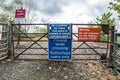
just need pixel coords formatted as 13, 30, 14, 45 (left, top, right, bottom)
0, 41, 120, 80
0, 59, 119, 80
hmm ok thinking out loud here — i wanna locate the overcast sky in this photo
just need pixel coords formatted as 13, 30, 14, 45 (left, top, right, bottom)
25, 0, 112, 23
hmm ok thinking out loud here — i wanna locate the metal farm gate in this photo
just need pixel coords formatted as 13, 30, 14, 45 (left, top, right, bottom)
10, 23, 113, 61
0, 23, 9, 60
113, 32, 120, 75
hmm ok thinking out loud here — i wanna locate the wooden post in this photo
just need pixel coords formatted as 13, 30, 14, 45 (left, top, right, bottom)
8, 22, 14, 60
109, 26, 115, 65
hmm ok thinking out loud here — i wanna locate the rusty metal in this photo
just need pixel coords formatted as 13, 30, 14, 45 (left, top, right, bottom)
84, 42, 101, 56
15, 58, 102, 61
13, 26, 48, 48
14, 33, 48, 59
72, 42, 85, 52
11, 23, 112, 61
11, 24, 48, 59
71, 24, 111, 61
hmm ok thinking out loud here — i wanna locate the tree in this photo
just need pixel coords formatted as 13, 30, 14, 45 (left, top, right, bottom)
0, 0, 22, 22
24, 0, 38, 24
109, 0, 120, 19
90, 12, 115, 41
18, 0, 39, 33
95, 12, 115, 26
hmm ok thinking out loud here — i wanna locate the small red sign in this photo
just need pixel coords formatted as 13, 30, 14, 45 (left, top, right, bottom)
78, 28, 100, 41
15, 9, 26, 18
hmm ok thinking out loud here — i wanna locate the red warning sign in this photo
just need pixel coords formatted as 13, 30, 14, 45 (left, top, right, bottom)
78, 28, 100, 41
15, 9, 26, 18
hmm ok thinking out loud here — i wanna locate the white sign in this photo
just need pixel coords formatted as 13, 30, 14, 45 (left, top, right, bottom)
0, 25, 2, 40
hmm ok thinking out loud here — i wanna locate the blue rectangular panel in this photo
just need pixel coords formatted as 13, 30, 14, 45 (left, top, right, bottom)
49, 24, 71, 39
48, 39, 72, 60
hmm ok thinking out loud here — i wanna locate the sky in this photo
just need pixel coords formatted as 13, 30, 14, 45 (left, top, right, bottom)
30, 0, 111, 23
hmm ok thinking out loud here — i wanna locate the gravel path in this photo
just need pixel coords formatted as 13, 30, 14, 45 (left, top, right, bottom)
0, 41, 119, 80
0, 60, 119, 80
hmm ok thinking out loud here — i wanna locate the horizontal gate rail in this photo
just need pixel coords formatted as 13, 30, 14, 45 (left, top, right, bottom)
14, 48, 48, 49
73, 48, 107, 49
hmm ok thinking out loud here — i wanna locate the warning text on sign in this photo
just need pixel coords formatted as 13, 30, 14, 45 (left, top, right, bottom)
78, 28, 100, 41
49, 24, 71, 39
49, 39, 72, 60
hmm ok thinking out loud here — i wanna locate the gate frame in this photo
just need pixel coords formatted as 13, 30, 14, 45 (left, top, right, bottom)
8, 23, 114, 62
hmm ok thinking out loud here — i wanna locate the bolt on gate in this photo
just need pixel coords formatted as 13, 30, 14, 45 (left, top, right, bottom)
9, 23, 114, 61
0, 23, 9, 60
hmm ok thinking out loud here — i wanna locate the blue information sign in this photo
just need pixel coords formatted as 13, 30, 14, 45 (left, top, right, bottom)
49, 24, 71, 39
48, 39, 72, 60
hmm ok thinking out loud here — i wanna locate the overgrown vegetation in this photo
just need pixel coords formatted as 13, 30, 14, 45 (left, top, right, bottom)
90, 0, 120, 41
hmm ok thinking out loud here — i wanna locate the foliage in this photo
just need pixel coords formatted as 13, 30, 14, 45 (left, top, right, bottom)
24, 0, 38, 23
20, 33, 47, 38
34, 26, 47, 33
100, 31, 108, 41
0, 14, 8, 22
0, 0, 23, 22
90, 12, 115, 41
109, 0, 120, 19
95, 12, 115, 26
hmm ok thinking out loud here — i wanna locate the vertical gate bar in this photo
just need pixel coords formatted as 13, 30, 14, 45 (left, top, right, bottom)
6, 24, 9, 57
47, 24, 49, 37
17, 23, 21, 47
110, 26, 115, 65
8, 23, 10, 58
11, 24, 14, 59
71, 24, 73, 40
10, 22, 14, 60
105, 25, 110, 60
8, 22, 11, 59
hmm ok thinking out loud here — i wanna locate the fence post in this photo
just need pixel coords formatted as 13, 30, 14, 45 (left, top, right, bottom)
8, 22, 14, 60
109, 26, 115, 65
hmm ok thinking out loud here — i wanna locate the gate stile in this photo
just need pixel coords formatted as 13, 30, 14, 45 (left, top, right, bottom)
11, 23, 113, 61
